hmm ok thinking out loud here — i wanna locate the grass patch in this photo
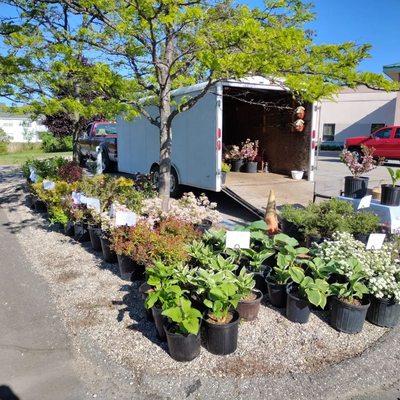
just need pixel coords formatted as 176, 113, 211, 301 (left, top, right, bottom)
0, 149, 72, 165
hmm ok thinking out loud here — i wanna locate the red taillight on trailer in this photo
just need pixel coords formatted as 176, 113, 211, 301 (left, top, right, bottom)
216, 140, 222, 151
217, 128, 222, 138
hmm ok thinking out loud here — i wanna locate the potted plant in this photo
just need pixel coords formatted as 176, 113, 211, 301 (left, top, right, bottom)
240, 138, 258, 173
162, 297, 202, 362
286, 265, 330, 324
381, 167, 400, 206
266, 233, 308, 308
329, 259, 370, 333
195, 268, 241, 355
236, 268, 263, 321
224, 145, 243, 172
221, 162, 231, 185
340, 145, 383, 198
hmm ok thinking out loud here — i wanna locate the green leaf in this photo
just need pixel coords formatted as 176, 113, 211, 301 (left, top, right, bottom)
203, 299, 213, 309
182, 318, 200, 335
162, 307, 183, 323
305, 288, 321, 306
289, 266, 305, 284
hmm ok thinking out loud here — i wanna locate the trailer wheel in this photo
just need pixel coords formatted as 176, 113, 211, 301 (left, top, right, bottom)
150, 164, 180, 197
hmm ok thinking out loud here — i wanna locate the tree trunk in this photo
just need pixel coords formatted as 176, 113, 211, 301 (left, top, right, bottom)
159, 103, 172, 212
72, 130, 79, 162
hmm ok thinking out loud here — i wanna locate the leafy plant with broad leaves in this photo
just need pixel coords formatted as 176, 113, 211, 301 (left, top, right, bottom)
329, 258, 369, 304
187, 240, 216, 267
236, 268, 256, 301
305, 257, 336, 280
241, 248, 275, 272
289, 266, 330, 309
202, 228, 226, 252
387, 167, 400, 187
195, 268, 241, 323
208, 254, 238, 273
162, 297, 202, 335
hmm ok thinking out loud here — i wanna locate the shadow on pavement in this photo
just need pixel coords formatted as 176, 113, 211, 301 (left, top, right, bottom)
0, 385, 20, 400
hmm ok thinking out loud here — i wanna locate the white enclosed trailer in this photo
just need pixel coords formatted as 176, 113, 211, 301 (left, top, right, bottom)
117, 77, 319, 207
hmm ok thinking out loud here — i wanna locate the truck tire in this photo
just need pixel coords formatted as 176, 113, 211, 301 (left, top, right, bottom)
150, 164, 180, 197
102, 149, 111, 172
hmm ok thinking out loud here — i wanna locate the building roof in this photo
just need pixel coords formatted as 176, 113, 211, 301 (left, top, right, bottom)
383, 62, 400, 81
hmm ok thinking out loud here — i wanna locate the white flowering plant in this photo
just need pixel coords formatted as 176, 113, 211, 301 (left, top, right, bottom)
313, 232, 400, 301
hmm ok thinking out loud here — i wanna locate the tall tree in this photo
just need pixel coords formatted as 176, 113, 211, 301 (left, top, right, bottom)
1, 0, 397, 209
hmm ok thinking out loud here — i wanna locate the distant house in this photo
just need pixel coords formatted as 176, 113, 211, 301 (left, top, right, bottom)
318, 63, 400, 145
0, 111, 47, 143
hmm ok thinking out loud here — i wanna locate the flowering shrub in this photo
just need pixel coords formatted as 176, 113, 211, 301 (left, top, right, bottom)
240, 138, 258, 162
141, 192, 221, 227
340, 145, 384, 177
314, 232, 400, 300
58, 161, 83, 183
224, 145, 241, 161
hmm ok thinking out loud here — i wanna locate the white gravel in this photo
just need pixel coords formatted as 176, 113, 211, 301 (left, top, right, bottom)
0, 170, 389, 390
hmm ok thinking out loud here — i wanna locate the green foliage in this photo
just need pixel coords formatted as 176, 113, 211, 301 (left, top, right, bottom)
241, 248, 275, 272
221, 162, 231, 173
236, 267, 256, 300
387, 167, 400, 187
48, 205, 69, 227
0, 128, 10, 154
40, 132, 73, 153
22, 156, 68, 180
162, 298, 202, 335
281, 199, 380, 239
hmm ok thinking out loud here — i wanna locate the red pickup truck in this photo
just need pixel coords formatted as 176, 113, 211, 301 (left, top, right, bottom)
345, 125, 400, 160
77, 121, 117, 171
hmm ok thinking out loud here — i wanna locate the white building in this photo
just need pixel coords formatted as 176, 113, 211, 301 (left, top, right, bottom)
318, 63, 400, 145
0, 112, 47, 142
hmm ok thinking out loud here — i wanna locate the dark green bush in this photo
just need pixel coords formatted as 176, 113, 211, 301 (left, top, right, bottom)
0, 128, 10, 154
22, 157, 68, 180
40, 132, 73, 153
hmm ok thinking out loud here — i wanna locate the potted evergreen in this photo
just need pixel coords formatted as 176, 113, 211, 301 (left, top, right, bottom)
381, 167, 400, 206
340, 145, 383, 199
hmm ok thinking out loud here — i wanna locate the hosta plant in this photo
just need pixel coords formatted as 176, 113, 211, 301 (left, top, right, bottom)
236, 268, 256, 301
241, 248, 275, 272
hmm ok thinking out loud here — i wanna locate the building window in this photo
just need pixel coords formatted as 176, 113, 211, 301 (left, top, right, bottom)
371, 123, 385, 133
322, 124, 335, 141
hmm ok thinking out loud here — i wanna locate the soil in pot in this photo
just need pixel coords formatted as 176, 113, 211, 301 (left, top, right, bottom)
237, 289, 263, 321
330, 296, 370, 334
381, 184, 400, 206
116, 254, 145, 281
203, 310, 239, 355
231, 159, 243, 172
164, 325, 201, 362
100, 236, 117, 263
88, 225, 102, 251
74, 222, 90, 243
367, 296, 400, 328
139, 283, 153, 322
344, 176, 369, 199
64, 221, 75, 237
152, 306, 167, 341
244, 161, 257, 173
266, 276, 287, 308
286, 286, 311, 324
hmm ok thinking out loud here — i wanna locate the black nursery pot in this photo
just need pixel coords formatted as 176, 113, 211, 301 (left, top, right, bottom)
164, 325, 201, 362
88, 225, 102, 251
64, 220, 75, 237
74, 222, 90, 242
330, 296, 370, 334
203, 310, 239, 355
244, 161, 257, 173
152, 306, 167, 340
116, 254, 145, 281
381, 184, 400, 206
286, 285, 311, 324
266, 276, 287, 308
231, 159, 243, 172
139, 282, 153, 322
344, 176, 369, 199
33, 198, 47, 213
367, 296, 400, 328
237, 289, 263, 321
246, 265, 270, 294
100, 236, 117, 263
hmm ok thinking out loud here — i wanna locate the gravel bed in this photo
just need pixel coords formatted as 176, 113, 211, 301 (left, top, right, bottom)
0, 170, 390, 398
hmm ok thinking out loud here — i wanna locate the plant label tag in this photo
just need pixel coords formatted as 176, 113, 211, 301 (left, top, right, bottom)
80, 194, 88, 204
42, 180, 55, 190
358, 195, 372, 210
29, 167, 38, 183
85, 197, 101, 213
366, 233, 386, 250
115, 211, 137, 227
72, 191, 82, 205
225, 231, 250, 249
109, 203, 116, 218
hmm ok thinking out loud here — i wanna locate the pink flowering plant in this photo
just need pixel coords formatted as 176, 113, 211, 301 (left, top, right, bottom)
240, 139, 258, 162
340, 145, 384, 177
224, 145, 242, 161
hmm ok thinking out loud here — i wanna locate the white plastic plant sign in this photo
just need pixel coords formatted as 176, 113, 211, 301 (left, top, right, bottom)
72, 191, 82, 205
115, 211, 137, 227
366, 233, 386, 250
357, 195, 372, 210
225, 231, 250, 249
29, 167, 38, 183
42, 180, 55, 190
85, 197, 101, 213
